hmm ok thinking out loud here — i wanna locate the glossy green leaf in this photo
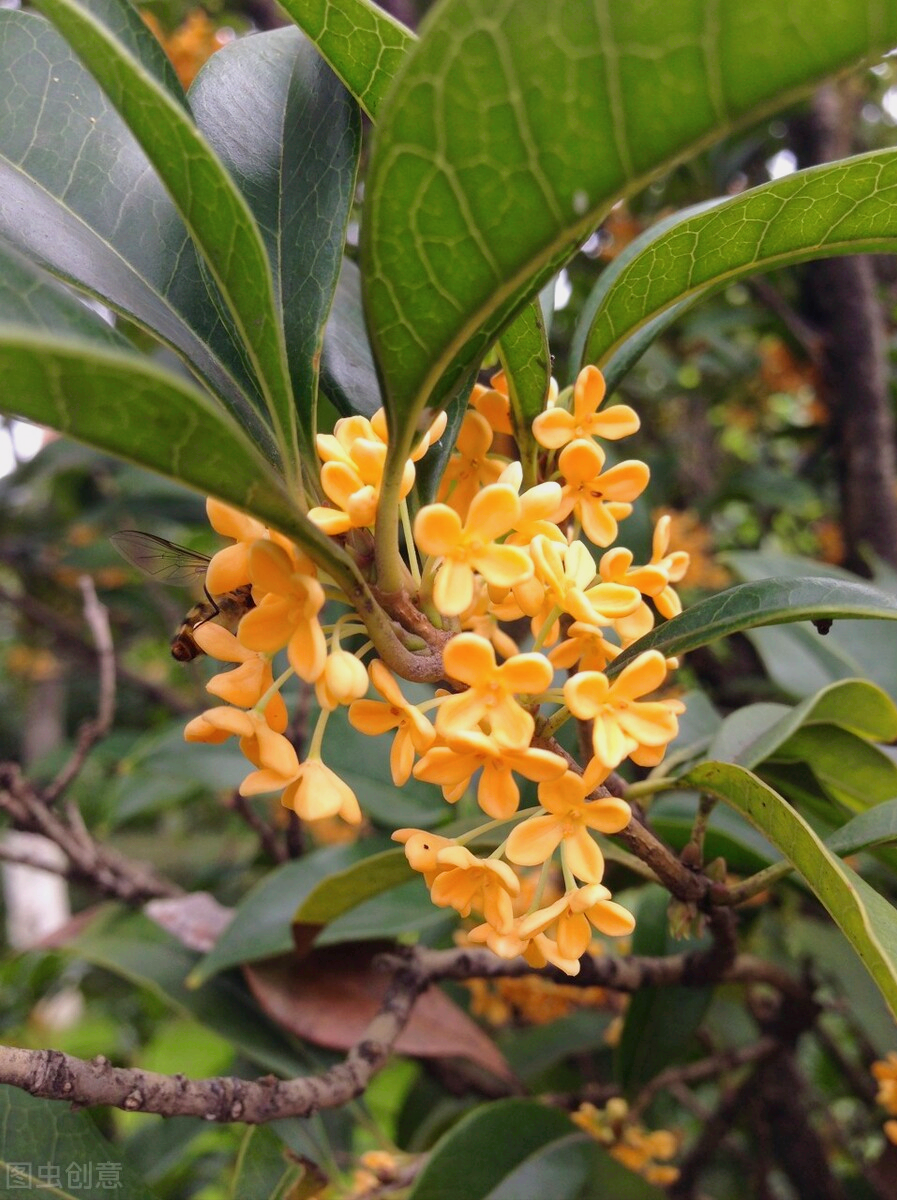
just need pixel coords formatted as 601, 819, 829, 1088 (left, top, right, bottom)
405, 1099, 576, 1200
277, 0, 414, 120
726, 550, 897, 701
0, 328, 355, 578
294, 848, 414, 924
0, 1086, 158, 1199
65, 906, 310, 1078
314, 878, 452, 947
37, 0, 299, 477
616, 886, 712, 1093
772, 725, 897, 813
608, 577, 897, 678
78, 0, 185, 102
362, 0, 897, 449
229, 1126, 303, 1200
189, 28, 361, 453
0, 241, 130, 349
189, 842, 391, 986
578, 151, 897, 376
827, 799, 897, 857
321, 259, 384, 418
569, 199, 720, 386
0, 11, 268, 436
496, 301, 550, 482
687, 761, 897, 1019
709, 680, 897, 769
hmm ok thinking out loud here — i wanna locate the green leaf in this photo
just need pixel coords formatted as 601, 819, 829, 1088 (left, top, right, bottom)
36, 0, 299, 477
0, 328, 355, 576
277, 0, 414, 120
189, 28, 361, 453
577, 151, 897, 376
77, 0, 185, 102
569, 199, 720, 385
230, 1125, 302, 1200
827, 799, 897, 856
607, 577, 897, 678
65, 906, 311, 1078
0, 11, 268, 435
687, 761, 897, 1019
772, 725, 897, 813
616, 886, 712, 1092
314, 877, 453, 947
321, 259, 384, 419
405, 1099, 576, 1200
294, 848, 413, 924
0, 1085, 159, 1199
189, 842, 391, 986
496, 300, 550, 482
708, 680, 897, 769
0, 240, 130, 349
651, 791, 778, 876
362, 0, 897, 444
726, 550, 897, 701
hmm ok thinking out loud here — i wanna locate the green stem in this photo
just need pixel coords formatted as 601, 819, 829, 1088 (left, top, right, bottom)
400, 498, 422, 589
719, 861, 793, 906
252, 665, 294, 718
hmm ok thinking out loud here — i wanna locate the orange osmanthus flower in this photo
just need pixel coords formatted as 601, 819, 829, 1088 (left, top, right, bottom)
204, 498, 268, 594
437, 409, 504, 517
555, 439, 649, 548
315, 648, 369, 711
436, 633, 553, 748
184, 705, 299, 796
191, 622, 287, 732
505, 758, 631, 883
414, 484, 533, 617
281, 759, 362, 825
533, 365, 640, 450
428, 846, 520, 932
413, 729, 567, 819
237, 541, 327, 683
392, 828, 457, 886
348, 659, 436, 785
564, 650, 684, 769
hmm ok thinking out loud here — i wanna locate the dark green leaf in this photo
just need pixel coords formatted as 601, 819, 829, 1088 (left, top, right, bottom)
362, 0, 897, 448
827, 799, 897, 857
405, 1099, 575, 1200
616, 886, 711, 1092
726, 550, 897, 701
608, 577, 897, 678
37, 0, 299, 475
0, 328, 356, 578
229, 1125, 302, 1200
496, 300, 550, 481
294, 848, 413, 924
314, 877, 454, 946
278, 0, 414, 120
578, 153, 897, 377
189, 842, 392, 986
190, 28, 361, 454
0, 240, 130, 348
321, 259, 384, 419
0, 1086, 158, 1199
687, 762, 897, 1018
78, 0, 185, 102
773, 725, 897, 813
0, 11, 268, 436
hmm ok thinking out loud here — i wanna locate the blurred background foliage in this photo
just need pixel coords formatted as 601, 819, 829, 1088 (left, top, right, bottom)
4, 0, 897, 1195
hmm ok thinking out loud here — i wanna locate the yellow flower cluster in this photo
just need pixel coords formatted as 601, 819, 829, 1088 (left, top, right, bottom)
572, 1098, 680, 1186
872, 1052, 897, 1145
184, 365, 688, 976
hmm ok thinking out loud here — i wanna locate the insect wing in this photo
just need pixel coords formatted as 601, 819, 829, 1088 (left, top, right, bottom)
110, 530, 211, 586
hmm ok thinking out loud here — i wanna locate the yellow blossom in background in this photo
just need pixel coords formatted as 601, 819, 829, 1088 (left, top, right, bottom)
533, 365, 640, 449
555, 438, 650, 547
572, 1099, 680, 1187
564, 650, 684, 769
873, 1052, 897, 1143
